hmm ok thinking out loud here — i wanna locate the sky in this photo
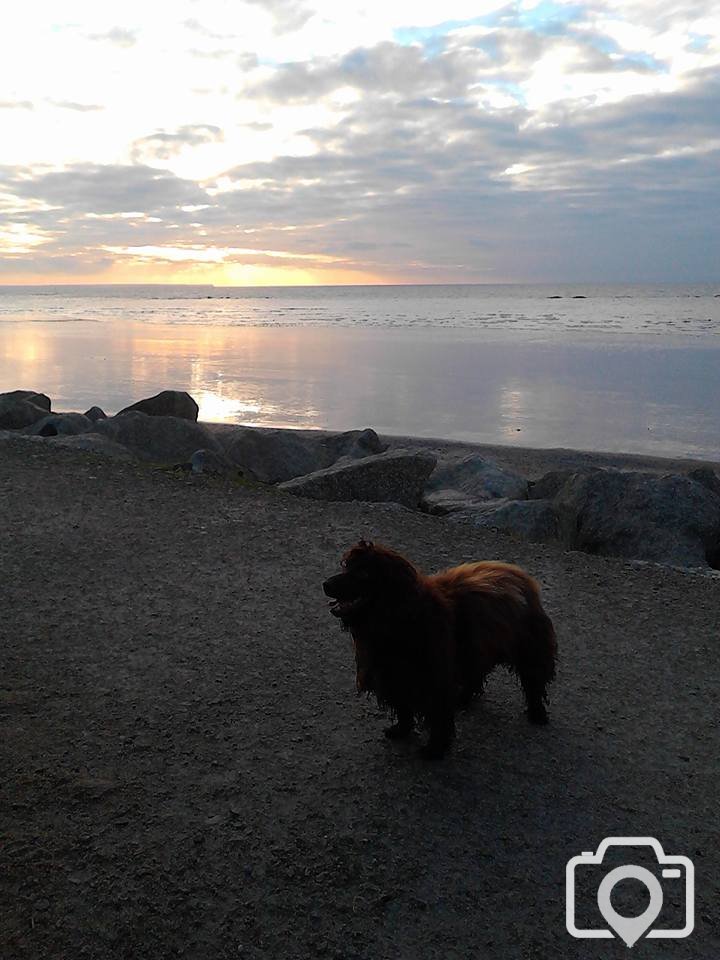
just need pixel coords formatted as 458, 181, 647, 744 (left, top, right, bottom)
1, 0, 718, 285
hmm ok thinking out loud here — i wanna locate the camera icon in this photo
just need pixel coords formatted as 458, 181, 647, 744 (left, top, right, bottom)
566, 837, 694, 947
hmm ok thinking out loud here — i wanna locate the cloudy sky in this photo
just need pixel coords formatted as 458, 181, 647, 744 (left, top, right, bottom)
1, 0, 718, 285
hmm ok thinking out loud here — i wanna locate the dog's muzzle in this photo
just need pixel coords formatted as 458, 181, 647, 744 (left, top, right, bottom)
323, 573, 362, 618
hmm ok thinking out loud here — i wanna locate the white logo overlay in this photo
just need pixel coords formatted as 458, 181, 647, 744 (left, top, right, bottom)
566, 837, 694, 947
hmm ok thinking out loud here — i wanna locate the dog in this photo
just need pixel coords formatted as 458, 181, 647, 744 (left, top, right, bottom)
323, 540, 557, 759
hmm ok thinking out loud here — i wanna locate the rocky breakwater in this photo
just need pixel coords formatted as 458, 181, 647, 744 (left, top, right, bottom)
2, 387, 719, 569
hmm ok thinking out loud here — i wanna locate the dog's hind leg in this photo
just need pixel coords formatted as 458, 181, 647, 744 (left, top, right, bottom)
519, 669, 550, 724
517, 605, 557, 724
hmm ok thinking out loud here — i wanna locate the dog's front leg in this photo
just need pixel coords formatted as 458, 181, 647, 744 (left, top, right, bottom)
421, 707, 455, 760
384, 704, 414, 739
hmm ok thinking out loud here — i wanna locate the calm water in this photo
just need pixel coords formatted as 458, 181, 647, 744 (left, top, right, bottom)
1, 283, 719, 459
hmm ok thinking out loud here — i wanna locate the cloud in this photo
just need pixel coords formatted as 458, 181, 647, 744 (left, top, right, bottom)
131, 125, 225, 163
183, 17, 238, 40
0, 99, 34, 110
4, 4, 720, 282
47, 100, 104, 112
1, 163, 211, 216
87, 27, 138, 47
243, 0, 314, 33
248, 41, 485, 101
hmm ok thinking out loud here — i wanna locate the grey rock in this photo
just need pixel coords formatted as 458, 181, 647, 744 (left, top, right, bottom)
528, 467, 600, 501
279, 449, 437, 508
224, 428, 322, 483
451, 498, 560, 543
687, 467, 720, 499
319, 428, 386, 464
93, 411, 223, 463
422, 489, 475, 515
84, 406, 107, 422
0, 396, 51, 430
424, 455, 528, 513
189, 448, 239, 477
224, 427, 387, 484
27, 413, 94, 437
49, 433, 135, 460
554, 468, 720, 568
0, 389, 51, 412
117, 390, 199, 422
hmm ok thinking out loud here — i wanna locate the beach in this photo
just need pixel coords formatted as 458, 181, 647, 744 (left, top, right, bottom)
2, 431, 719, 959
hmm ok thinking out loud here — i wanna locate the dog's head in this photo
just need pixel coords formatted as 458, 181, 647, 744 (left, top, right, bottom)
323, 540, 420, 621
323, 540, 421, 692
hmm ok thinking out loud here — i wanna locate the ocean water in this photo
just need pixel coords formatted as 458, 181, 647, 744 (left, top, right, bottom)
1, 283, 719, 460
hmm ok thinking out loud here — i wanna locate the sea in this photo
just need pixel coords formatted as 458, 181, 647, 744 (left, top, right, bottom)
1, 283, 719, 460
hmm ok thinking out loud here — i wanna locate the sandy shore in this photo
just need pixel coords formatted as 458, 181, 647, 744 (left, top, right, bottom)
1, 432, 719, 959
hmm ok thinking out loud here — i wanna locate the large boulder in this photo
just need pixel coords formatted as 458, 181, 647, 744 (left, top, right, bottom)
318, 428, 386, 464
279, 449, 436, 508
0, 395, 52, 429
424, 454, 528, 514
93, 411, 223, 463
26, 413, 94, 437
554, 468, 720, 568
224, 427, 386, 484
528, 467, 600, 501
117, 390, 199, 422
84, 406, 107, 422
50, 433, 135, 460
0, 389, 51, 412
451, 499, 560, 544
688, 467, 720, 499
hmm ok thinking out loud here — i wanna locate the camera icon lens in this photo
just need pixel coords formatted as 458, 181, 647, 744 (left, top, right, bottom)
566, 837, 694, 947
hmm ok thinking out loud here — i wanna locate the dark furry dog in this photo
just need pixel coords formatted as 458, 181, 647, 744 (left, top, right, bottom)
323, 541, 557, 759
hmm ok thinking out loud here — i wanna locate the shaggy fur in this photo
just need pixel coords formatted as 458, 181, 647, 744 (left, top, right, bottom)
323, 541, 557, 759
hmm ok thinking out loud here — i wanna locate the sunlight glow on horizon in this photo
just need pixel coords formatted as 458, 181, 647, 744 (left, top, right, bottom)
1, 0, 719, 284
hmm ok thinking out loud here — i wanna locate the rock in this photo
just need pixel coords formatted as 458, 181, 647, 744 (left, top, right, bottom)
49, 434, 135, 460
84, 406, 107, 422
0, 396, 51, 430
279, 449, 437, 507
451, 499, 560, 543
224, 427, 387, 484
554, 468, 720, 568
318, 428, 386, 464
687, 467, 720, 499
27, 413, 94, 437
224, 428, 324, 483
0, 389, 51, 412
93, 411, 223, 463
528, 467, 600, 501
117, 390, 199, 422
189, 448, 239, 477
422, 489, 475, 515
423, 455, 528, 513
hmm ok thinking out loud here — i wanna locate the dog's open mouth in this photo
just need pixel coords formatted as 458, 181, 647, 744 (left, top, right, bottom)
328, 597, 362, 618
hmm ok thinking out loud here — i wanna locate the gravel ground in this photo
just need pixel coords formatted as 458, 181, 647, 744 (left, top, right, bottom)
1, 434, 718, 960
